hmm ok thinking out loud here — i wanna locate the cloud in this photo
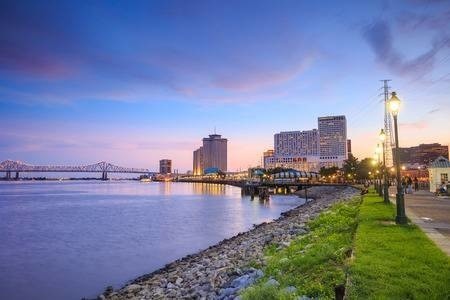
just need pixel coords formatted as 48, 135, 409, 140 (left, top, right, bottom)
362, 20, 448, 78
428, 108, 440, 114
397, 9, 450, 32
398, 120, 428, 130
212, 53, 316, 92
0, 0, 321, 105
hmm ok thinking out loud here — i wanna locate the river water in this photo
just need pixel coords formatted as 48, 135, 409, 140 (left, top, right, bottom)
0, 181, 304, 300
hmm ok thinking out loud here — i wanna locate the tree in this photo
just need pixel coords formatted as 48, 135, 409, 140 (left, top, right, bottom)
357, 158, 374, 180
342, 153, 359, 176
319, 166, 339, 177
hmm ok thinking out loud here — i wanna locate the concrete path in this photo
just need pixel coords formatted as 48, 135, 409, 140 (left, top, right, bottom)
388, 187, 450, 256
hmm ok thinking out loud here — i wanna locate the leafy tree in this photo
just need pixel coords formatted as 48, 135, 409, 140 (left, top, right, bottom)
319, 166, 339, 177
356, 158, 374, 179
343, 153, 359, 176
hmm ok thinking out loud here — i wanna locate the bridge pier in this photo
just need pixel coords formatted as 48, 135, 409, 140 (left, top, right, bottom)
15, 172, 19, 180
101, 171, 108, 180
5, 171, 11, 179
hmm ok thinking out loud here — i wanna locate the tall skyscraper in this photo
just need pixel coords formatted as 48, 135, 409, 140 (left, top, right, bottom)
159, 159, 172, 174
318, 115, 347, 167
192, 133, 228, 175
202, 134, 227, 172
193, 147, 203, 175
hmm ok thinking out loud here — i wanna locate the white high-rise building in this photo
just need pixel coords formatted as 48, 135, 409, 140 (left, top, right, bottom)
274, 129, 319, 157
265, 115, 348, 171
318, 115, 347, 168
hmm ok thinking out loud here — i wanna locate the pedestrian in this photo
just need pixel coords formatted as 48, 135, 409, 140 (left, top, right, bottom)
439, 181, 447, 195
402, 177, 407, 194
414, 177, 419, 192
407, 176, 413, 194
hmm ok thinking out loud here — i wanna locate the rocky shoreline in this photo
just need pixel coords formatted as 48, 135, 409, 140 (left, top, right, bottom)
99, 186, 359, 300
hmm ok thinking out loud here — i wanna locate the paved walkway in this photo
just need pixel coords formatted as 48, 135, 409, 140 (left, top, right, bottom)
388, 187, 450, 256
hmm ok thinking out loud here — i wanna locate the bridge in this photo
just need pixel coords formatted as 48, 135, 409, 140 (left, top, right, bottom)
0, 160, 151, 180
176, 178, 348, 198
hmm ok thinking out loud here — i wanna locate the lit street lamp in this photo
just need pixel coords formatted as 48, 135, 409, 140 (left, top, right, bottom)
379, 129, 389, 204
372, 154, 378, 192
376, 144, 382, 196
389, 91, 407, 224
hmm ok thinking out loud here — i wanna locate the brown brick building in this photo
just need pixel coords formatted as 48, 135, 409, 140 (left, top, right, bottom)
395, 143, 448, 165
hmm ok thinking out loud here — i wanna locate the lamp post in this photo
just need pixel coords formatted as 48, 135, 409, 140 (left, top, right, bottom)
376, 144, 382, 196
372, 154, 378, 192
389, 92, 407, 224
379, 129, 389, 204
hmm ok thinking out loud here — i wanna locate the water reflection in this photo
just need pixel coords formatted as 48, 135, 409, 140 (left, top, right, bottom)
191, 182, 227, 196
157, 181, 172, 195
0, 181, 302, 300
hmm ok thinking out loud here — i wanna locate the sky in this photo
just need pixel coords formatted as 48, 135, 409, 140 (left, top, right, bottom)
1, 0, 449, 172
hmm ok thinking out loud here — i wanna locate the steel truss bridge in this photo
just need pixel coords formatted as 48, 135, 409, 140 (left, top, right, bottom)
0, 160, 151, 180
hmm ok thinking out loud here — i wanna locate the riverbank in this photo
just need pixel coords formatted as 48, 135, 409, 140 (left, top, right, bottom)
99, 186, 359, 299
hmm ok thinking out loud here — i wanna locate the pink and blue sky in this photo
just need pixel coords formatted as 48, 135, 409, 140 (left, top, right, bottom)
1, 0, 449, 172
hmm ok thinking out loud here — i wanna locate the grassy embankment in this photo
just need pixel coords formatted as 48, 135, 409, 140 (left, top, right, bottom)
346, 191, 450, 299
242, 191, 450, 299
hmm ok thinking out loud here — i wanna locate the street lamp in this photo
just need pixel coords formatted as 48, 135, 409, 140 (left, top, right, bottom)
372, 153, 378, 192
376, 144, 382, 196
379, 129, 389, 204
389, 91, 407, 224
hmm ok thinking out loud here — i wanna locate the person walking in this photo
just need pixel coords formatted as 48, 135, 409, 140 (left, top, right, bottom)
407, 176, 413, 194
402, 177, 407, 194
414, 177, 419, 192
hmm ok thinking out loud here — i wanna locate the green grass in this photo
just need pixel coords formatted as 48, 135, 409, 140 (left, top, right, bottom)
347, 191, 450, 299
241, 191, 450, 299
242, 197, 361, 300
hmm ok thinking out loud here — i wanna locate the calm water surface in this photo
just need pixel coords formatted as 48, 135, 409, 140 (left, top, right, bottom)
0, 181, 304, 300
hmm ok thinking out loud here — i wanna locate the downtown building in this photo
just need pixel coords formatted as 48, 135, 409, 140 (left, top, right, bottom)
264, 115, 347, 172
396, 143, 449, 165
193, 134, 227, 175
159, 159, 172, 174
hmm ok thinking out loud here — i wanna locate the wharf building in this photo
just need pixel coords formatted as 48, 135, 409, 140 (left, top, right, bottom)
264, 115, 347, 172
159, 159, 172, 174
193, 134, 228, 175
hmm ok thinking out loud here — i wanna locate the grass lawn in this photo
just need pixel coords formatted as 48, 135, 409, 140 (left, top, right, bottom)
347, 191, 450, 299
242, 197, 361, 299
241, 190, 450, 300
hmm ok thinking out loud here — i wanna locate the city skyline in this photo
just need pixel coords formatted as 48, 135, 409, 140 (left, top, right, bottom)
1, 0, 450, 172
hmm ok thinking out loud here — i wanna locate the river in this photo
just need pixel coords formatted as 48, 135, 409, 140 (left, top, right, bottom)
0, 181, 304, 300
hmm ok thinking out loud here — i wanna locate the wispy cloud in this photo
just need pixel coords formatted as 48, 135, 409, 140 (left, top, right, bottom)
428, 108, 440, 114
399, 120, 428, 130
362, 19, 449, 78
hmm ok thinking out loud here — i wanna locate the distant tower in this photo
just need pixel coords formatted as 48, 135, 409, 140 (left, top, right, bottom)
202, 134, 227, 172
381, 80, 394, 167
159, 159, 172, 174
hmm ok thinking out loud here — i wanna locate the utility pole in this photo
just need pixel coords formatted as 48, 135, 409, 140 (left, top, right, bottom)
381, 80, 394, 167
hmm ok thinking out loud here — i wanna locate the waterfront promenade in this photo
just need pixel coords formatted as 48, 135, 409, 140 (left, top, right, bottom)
389, 187, 450, 256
